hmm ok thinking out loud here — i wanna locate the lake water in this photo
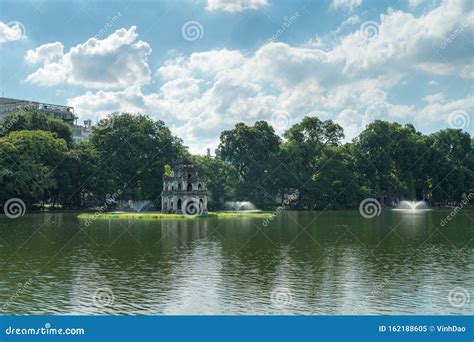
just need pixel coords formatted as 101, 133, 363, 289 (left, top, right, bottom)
0, 210, 473, 315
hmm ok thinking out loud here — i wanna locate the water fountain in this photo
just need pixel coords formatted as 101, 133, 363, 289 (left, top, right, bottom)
392, 200, 431, 212
128, 200, 152, 212
223, 201, 260, 212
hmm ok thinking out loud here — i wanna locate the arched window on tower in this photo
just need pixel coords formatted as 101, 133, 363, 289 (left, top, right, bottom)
198, 183, 202, 191
177, 198, 182, 210
187, 183, 193, 191
178, 183, 182, 190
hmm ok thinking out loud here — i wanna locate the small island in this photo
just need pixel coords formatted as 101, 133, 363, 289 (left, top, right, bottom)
77, 160, 274, 220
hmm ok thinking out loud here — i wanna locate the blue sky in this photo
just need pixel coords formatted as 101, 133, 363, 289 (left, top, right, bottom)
0, 0, 472, 153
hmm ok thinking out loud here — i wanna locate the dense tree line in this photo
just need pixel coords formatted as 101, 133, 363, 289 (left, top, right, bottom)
0, 110, 472, 211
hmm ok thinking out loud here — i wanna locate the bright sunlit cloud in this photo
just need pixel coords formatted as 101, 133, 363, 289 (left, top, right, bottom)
2, 0, 472, 154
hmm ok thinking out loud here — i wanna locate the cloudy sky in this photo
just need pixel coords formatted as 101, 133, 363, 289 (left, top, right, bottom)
0, 0, 472, 153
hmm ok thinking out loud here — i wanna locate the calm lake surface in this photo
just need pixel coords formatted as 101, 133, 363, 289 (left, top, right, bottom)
0, 210, 473, 315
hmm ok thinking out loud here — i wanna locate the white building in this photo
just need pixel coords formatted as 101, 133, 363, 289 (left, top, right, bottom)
0, 97, 92, 144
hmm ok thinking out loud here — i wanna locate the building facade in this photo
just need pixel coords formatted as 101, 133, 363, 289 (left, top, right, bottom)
161, 161, 208, 215
0, 97, 91, 143
71, 120, 93, 144
0, 97, 76, 123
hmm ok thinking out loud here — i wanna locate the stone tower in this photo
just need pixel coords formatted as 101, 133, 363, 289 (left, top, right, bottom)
161, 160, 208, 215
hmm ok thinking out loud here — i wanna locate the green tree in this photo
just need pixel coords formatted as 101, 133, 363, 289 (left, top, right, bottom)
353, 121, 426, 204
354, 120, 396, 203
53, 142, 101, 208
216, 121, 281, 207
193, 155, 239, 210
282, 116, 344, 208
429, 129, 472, 203
352, 121, 472, 206
311, 145, 362, 209
0, 110, 73, 146
90, 113, 186, 203
0, 130, 68, 206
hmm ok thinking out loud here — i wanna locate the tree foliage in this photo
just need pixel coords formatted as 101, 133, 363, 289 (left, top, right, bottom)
0, 110, 73, 146
0, 130, 68, 206
0, 111, 471, 210
193, 155, 239, 210
90, 113, 186, 202
217, 121, 281, 207
281, 116, 345, 208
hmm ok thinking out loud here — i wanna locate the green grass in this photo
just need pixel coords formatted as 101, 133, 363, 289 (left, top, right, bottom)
77, 211, 273, 220
208, 212, 273, 218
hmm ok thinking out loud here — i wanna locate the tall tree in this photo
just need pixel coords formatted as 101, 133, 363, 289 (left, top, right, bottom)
53, 142, 101, 208
311, 144, 362, 209
429, 129, 472, 203
282, 116, 344, 208
0, 130, 68, 206
217, 121, 281, 207
90, 113, 186, 203
0, 110, 73, 146
193, 155, 239, 210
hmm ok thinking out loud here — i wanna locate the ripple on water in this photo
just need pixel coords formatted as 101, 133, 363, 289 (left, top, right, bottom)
0, 212, 473, 315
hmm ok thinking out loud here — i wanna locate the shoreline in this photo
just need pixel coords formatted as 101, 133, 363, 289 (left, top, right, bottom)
18, 205, 474, 215
4, 206, 473, 218
77, 212, 274, 220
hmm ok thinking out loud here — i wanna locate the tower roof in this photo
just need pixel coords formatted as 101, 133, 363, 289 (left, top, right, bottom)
173, 159, 196, 169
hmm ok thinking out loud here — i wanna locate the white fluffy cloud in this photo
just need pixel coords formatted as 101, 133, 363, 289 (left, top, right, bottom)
68, 86, 147, 120
160, 77, 201, 100
332, 0, 363, 12
329, 1, 473, 78
24, 42, 64, 64
206, 0, 267, 12
419, 96, 473, 124
423, 92, 445, 104
0, 20, 26, 43
157, 49, 245, 80
25, 26, 151, 89
409, 0, 433, 9
67, 0, 472, 153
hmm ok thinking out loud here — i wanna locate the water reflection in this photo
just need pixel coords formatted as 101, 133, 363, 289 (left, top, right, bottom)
0, 211, 472, 315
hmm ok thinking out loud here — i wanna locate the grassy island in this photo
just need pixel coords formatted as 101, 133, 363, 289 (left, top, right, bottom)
77, 212, 273, 220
